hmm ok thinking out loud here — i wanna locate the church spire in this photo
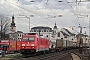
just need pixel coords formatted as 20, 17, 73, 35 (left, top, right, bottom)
11, 14, 15, 27
55, 21, 56, 26
12, 14, 14, 23
53, 21, 57, 29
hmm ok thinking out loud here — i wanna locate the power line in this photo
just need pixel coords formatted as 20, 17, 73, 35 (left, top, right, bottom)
65, 0, 79, 18
5, 0, 54, 24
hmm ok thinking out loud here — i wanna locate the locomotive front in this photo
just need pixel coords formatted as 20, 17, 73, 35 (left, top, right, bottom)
20, 33, 38, 55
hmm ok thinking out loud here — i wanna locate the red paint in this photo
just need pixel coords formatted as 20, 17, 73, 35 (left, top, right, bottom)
21, 33, 49, 52
0, 40, 21, 52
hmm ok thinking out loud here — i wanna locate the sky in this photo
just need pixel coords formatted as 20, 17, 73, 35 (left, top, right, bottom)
0, 0, 90, 35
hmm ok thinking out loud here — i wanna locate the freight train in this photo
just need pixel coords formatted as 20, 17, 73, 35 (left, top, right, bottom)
20, 33, 87, 56
0, 33, 88, 56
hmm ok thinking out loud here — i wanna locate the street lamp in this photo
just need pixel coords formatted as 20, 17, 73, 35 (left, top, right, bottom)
27, 15, 34, 33
78, 24, 86, 54
18, 15, 34, 33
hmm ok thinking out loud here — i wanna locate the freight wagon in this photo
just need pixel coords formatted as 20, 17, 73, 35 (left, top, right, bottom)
0, 40, 21, 53
55, 39, 75, 51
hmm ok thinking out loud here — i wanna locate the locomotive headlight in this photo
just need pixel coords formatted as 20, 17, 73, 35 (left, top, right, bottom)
31, 44, 34, 46
32, 47, 34, 48
22, 44, 25, 46
22, 47, 24, 48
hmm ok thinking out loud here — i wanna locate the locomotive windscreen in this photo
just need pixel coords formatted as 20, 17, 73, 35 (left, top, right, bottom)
0, 44, 8, 48
23, 37, 34, 42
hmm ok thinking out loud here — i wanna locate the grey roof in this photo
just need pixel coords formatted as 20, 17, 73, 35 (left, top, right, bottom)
11, 23, 16, 27
60, 31, 69, 36
61, 28, 75, 36
17, 31, 23, 33
31, 26, 52, 32
31, 26, 52, 29
76, 34, 88, 37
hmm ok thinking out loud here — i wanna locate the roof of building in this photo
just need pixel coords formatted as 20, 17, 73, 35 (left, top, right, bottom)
60, 31, 69, 36
61, 28, 75, 36
17, 31, 23, 33
76, 33, 88, 37
11, 23, 16, 27
31, 26, 52, 32
11, 15, 16, 27
31, 26, 52, 29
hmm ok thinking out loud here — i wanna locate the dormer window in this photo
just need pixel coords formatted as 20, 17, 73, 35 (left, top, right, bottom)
57, 32, 60, 37
32, 29, 34, 32
46, 29, 49, 32
44, 29, 46, 32
34, 29, 36, 32
37, 29, 39, 32
42, 29, 44, 32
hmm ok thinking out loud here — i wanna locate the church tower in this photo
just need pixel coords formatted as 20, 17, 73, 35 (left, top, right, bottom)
53, 22, 58, 34
10, 15, 16, 33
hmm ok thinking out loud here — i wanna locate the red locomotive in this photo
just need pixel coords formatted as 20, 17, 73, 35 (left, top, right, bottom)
20, 33, 49, 56
0, 40, 21, 53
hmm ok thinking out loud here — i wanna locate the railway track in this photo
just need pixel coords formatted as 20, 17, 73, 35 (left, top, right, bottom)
0, 49, 81, 60
8, 49, 79, 60
8, 52, 72, 60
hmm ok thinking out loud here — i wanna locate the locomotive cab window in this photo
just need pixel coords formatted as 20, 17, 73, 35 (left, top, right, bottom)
29, 37, 34, 42
23, 37, 28, 42
23, 37, 34, 42
0, 44, 9, 48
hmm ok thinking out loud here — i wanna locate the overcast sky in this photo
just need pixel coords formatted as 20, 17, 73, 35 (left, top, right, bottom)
0, 0, 90, 35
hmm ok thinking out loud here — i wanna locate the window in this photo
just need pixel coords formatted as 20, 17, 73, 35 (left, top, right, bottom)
42, 29, 44, 32
57, 32, 60, 37
29, 37, 34, 41
61, 38, 63, 39
23, 37, 34, 42
37, 29, 39, 32
34, 29, 36, 32
47, 35, 48, 37
46, 29, 49, 32
54, 31, 56, 33
64, 35, 67, 38
20, 34, 21, 37
31, 29, 34, 32
23, 37, 28, 41
0, 44, 8, 48
44, 29, 46, 32
18, 34, 19, 36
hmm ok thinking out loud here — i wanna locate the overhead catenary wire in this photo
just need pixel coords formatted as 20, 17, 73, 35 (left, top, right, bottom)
65, 0, 87, 30
65, 0, 83, 26
65, 0, 79, 18
4, 0, 54, 24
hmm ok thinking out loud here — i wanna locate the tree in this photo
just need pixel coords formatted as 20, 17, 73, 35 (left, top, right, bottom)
0, 14, 10, 40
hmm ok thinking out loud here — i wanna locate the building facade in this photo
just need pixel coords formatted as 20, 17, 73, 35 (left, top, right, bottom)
9, 31, 23, 40
30, 26, 52, 39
